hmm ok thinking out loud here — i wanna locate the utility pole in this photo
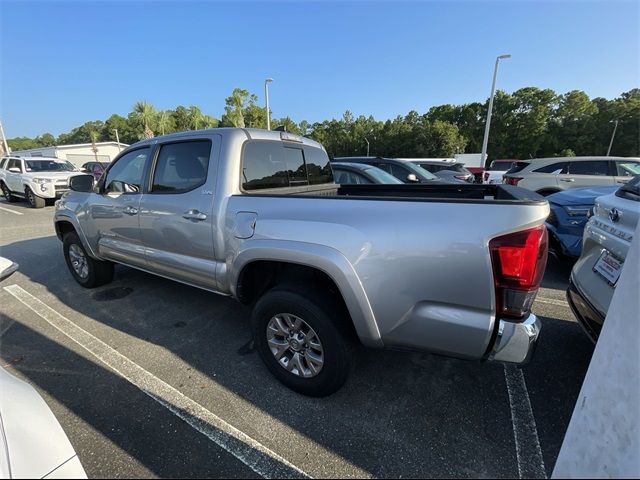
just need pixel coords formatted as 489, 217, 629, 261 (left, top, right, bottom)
607, 120, 619, 156
480, 54, 511, 167
264, 78, 274, 130
113, 129, 121, 151
0, 120, 10, 155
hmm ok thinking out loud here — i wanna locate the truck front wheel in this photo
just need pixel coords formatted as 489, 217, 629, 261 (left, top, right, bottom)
251, 286, 352, 397
25, 187, 46, 208
63, 232, 114, 288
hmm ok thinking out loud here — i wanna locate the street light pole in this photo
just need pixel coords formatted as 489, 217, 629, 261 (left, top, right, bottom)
113, 129, 121, 151
607, 120, 619, 156
364, 137, 370, 156
480, 54, 511, 167
0, 120, 10, 155
264, 78, 274, 130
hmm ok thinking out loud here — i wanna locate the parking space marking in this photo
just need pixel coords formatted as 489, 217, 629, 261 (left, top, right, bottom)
0, 205, 23, 215
3, 284, 312, 480
504, 364, 547, 479
536, 297, 569, 308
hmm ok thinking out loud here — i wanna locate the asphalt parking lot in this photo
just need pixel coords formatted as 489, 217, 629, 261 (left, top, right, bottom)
0, 199, 595, 479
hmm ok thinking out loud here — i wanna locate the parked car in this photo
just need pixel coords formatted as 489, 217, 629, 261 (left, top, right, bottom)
80, 161, 110, 181
332, 156, 446, 184
331, 162, 402, 184
401, 159, 474, 183
483, 159, 518, 184
55, 128, 550, 396
502, 156, 640, 196
0, 156, 82, 208
0, 256, 87, 479
546, 185, 618, 259
567, 175, 640, 342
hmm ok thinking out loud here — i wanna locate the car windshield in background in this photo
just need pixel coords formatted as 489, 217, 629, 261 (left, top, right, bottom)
489, 162, 515, 171
25, 160, 76, 172
619, 162, 640, 176
409, 163, 438, 180
505, 161, 530, 174
617, 175, 640, 201
364, 167, 403, 184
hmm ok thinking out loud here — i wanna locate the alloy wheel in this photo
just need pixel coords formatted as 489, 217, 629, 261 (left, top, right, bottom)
68, 244, 89, 279
266, 313, 324, 378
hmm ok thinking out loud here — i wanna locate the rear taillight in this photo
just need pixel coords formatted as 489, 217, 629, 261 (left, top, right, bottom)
490, 225, 548, 320
504, 176, 523, 186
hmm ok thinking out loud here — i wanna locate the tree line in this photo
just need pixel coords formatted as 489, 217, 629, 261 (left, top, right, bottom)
7, 87, 639, 164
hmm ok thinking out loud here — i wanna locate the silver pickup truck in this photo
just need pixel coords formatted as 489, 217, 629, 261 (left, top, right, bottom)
54, 128, 549, 396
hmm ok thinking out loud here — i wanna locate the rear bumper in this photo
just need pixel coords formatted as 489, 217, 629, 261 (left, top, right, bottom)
566, 279, 604, 343
489, 313, 541, 364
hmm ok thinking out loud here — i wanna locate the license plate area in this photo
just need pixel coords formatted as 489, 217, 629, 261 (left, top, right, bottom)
593, 250, 623, 286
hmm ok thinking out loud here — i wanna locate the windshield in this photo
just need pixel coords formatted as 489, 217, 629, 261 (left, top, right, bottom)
407, 163, 438, 180
616, 175, 640, 201
364, 167, 403, 184
505, 161, 530, 174
489, 161, 515, 171
25, 159, 77, 172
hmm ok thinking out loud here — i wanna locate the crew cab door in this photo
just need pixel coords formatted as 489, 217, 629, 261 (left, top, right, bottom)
138, 138, 218, 290
91, 147, 151, 268
557, 160, 615, 189
5, 159, 23, 191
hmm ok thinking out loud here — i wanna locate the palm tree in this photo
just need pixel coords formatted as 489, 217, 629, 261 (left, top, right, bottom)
132, 100, 156, 136
89, 130, 99, 162
188, 106, 203, 130
157, 110, 171, 135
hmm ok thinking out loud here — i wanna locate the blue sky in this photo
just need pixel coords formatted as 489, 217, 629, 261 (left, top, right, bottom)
1, 1, 638, 138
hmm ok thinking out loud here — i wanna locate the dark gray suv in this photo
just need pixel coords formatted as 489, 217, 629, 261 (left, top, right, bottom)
332, 157, 446, 184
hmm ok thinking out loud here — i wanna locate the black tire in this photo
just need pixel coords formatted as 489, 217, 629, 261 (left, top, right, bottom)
63, 232, 114, 288
252, 286, 352, 397
25, 187, 46, 208
0, 182, 18, 202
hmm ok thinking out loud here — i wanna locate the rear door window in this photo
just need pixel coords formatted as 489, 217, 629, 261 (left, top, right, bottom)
567, 161, 609, 176
242, 141, 333, 190
533, 162, 568, 174
151, 140, 211, 193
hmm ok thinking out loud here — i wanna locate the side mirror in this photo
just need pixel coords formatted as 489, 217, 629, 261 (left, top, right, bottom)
406, 173, 420, 183
0, 257, 19, 281
8, 167, 20, 173
69, 174, 95, 192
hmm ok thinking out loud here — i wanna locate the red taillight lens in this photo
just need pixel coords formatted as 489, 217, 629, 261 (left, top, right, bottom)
490, 225, 548, 319
505, 176, 523, 186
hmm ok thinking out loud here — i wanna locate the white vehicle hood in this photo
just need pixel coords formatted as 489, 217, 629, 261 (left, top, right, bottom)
0, 367, 86, 479
22, 171, 81, 180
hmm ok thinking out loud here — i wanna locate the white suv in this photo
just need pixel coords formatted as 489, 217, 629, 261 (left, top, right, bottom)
502, 156, 640, 196
0, 156, 82, 208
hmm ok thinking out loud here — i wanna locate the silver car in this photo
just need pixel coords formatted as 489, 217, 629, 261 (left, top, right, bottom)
503, 156, 640, 196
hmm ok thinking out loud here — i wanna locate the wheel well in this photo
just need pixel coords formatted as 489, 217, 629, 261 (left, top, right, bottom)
237, 261, 357, 338
536, 188, 561, 197
55, 220, 76, 241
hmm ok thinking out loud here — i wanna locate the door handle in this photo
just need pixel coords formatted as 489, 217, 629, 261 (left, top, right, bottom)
183, 210, 207, 221
560, 178, 575, 182
123, 206, 139, 215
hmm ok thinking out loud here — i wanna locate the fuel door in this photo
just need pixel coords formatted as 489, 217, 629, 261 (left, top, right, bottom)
234, 212, 257, 239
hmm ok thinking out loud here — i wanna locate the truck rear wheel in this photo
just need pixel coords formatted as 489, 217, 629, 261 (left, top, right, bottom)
63, 232, 114, 288
251, 286, 352, 397
25, 187, 46, 208
1, 182, 18, 202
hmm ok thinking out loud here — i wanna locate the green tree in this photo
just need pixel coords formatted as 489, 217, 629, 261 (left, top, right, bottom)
172, 106, 192, 132
188, 106, 203, 130
156, 110, 173, 135
132, 100, 156, 134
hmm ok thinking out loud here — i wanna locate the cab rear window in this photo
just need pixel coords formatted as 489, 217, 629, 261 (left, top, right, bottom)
241, 140, 333, 190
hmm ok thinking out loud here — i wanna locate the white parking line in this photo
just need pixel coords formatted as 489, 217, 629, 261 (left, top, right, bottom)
536, 297, 569, 308
3, 284, 311, 479
0, 205, 23, 215
504, 364, 547, 479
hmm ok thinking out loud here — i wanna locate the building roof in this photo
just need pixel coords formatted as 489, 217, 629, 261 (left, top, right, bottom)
9, 141, 129, 155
